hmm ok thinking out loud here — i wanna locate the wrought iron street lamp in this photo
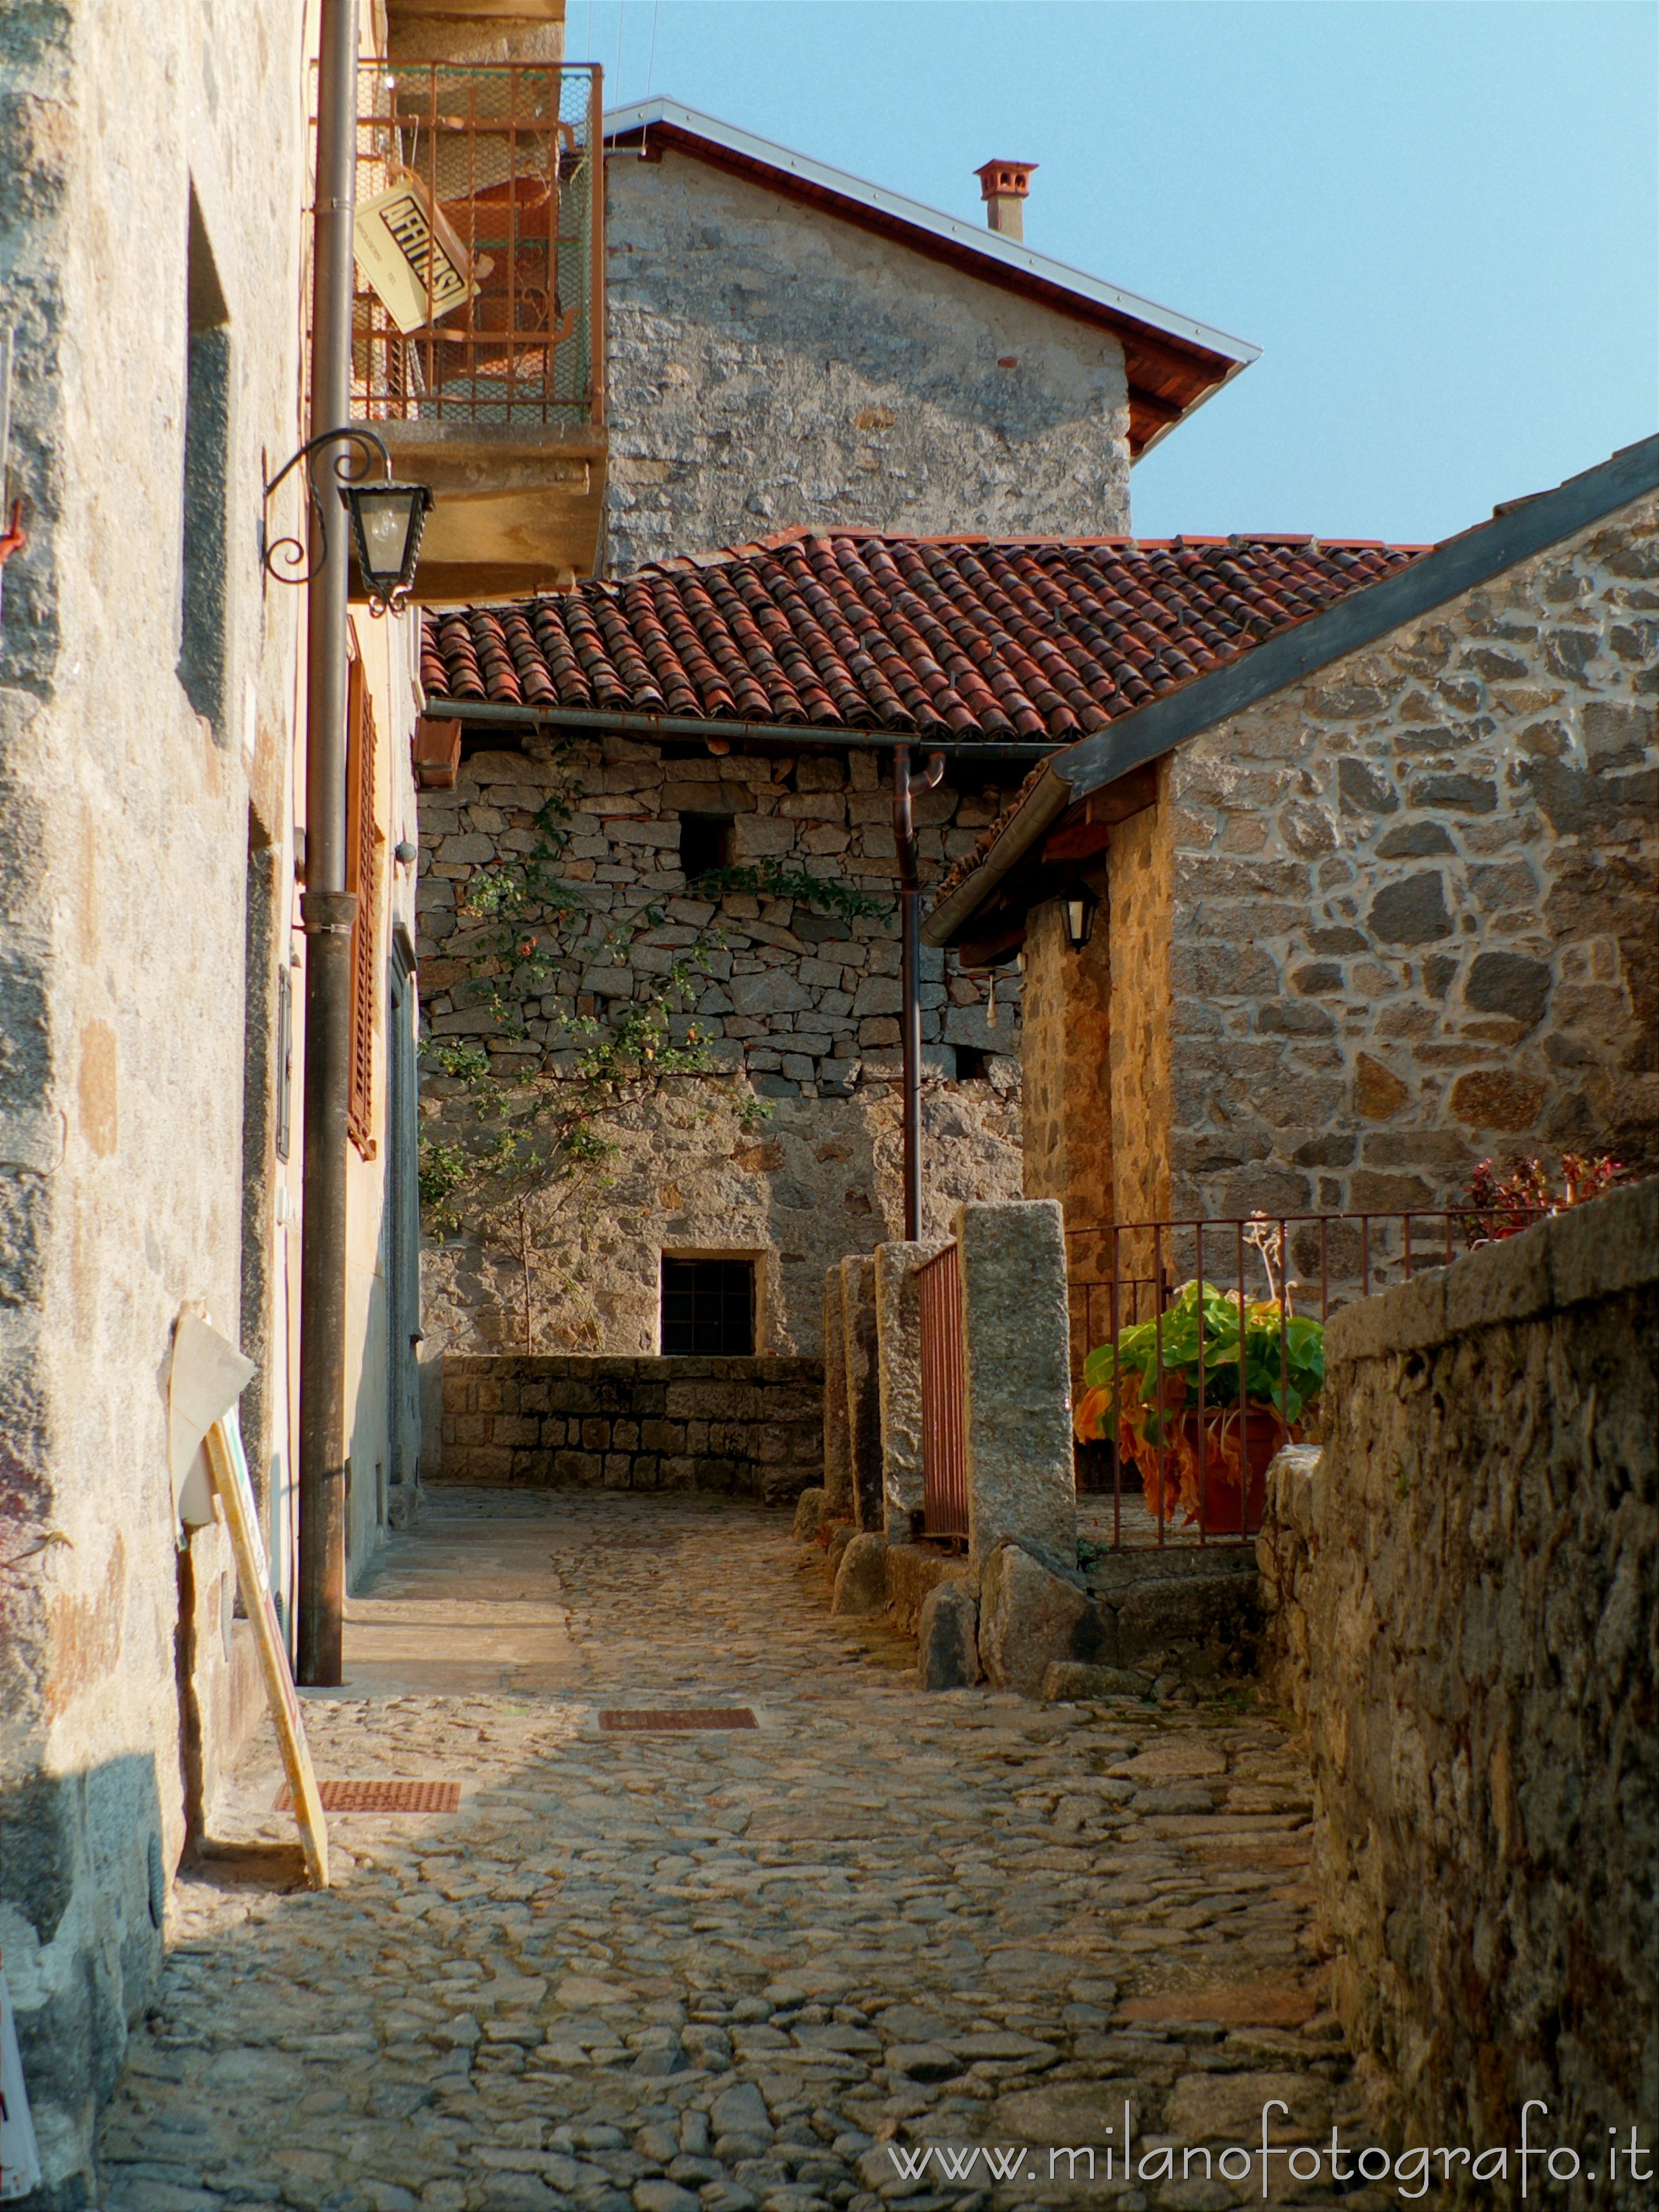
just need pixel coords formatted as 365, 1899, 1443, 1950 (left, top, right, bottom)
343, 478, 432, 613
262, 426, 432, 615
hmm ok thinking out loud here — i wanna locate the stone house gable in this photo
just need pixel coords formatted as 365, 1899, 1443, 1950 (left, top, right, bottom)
598, 101, 1257, 573
926, 440, 1659, 1233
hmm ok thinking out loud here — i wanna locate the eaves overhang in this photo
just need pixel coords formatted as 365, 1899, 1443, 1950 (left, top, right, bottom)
604, 97, 1259, 458
922, 433, 1659, 950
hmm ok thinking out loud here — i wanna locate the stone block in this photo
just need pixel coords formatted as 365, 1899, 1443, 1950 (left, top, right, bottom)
840, 1254, 883, 1531
822, 1268, 853, 1519
1111, 1569, 1261, 1666
978, 1542, 1107, 1695
831, 1531, 888, 1616
917, 1579, 982, 1690
874, 1239, 944, 1537
955, 1199, 1077, 1577
1041, 1660, 1151, 1701
791, 1486, 827, 1541
884, 1543, 969, 1633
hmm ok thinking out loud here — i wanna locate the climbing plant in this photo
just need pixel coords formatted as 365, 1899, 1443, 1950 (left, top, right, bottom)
417, 740, 890, 1348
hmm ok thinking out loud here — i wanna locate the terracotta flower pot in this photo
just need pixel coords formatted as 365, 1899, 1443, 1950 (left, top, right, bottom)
1176, 1406, 1284, 1533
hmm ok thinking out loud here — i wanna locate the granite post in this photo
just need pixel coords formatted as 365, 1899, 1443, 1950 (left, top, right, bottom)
841, 1254, 883, 1531
822, 1265, 853, 1521
955, 1199, 1077, 1577
874, 1239, 943, 1538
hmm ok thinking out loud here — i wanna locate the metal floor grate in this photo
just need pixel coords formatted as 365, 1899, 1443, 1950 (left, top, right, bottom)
598, 1708, 757, 1733
274, 1779, 462, 1813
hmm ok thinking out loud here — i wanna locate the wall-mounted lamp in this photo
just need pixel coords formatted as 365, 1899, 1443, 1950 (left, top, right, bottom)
262, 426, 432, 617
393, 839, 419, 869
1063, 893, 1096, 950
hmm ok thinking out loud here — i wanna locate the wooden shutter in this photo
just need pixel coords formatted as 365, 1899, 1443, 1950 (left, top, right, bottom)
345, 659, 378, 1159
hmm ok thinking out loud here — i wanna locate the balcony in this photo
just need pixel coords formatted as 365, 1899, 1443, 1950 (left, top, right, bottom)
342, 61, 606, 596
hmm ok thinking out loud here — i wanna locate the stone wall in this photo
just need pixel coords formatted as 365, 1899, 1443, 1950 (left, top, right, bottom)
603, 148, 1131, 575
439, 1354, 822, 1504
1025, 491, 1659, 1250
1258, 1181, 1658, 2163
0, 4, 316, 2199
416, 734, 1025, 1360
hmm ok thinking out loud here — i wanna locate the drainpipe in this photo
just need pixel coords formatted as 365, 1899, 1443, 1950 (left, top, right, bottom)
296, 0, 359, 1688
893, 744, 921, 1241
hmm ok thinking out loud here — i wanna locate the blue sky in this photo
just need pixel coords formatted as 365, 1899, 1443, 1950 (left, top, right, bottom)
576, 1, 1657, 544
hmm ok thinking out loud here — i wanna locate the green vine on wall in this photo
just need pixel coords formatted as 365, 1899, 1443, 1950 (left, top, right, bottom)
686, 858, 889, 922
416, 747, 890, 1347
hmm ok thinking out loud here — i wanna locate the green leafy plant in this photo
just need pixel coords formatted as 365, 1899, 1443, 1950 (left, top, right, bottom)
416, 738, 809, 1349
1074, 1283, 1324, 1526
1077, 1282, 1326, 1442
687, 857, 890, 922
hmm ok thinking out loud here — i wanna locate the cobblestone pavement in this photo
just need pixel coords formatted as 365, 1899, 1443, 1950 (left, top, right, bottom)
97, 1491, 1391, 2212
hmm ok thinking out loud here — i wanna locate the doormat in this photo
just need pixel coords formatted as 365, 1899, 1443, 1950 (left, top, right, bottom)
597, 1708, 758, 1732
273, 1779, 462, 1813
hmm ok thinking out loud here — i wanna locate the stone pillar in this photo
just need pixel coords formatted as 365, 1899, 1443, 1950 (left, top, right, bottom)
874, 1239, 944, 1538
955, 1198, 1077, 1578
821, 1266, 853, 1520
840, 1254, 883, 1531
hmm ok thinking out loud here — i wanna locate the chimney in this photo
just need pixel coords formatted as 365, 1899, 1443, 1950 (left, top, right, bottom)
974, 159, 1036, 243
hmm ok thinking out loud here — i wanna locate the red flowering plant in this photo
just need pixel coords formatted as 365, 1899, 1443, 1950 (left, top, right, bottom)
1460, 1152, 1626, 1247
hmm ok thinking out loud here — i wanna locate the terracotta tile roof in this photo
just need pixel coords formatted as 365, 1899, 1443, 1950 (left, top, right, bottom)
421, 530, 1431, 744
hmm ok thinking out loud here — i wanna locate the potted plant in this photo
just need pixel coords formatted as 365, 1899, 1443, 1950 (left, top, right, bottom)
1074, 1280, 1325, 1532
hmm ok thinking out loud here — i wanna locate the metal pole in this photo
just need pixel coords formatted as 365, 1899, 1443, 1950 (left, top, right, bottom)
893, 743, 922, 1241
297, 0, 359, 1688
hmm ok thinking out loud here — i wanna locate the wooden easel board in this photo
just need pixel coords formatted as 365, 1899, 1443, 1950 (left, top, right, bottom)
204, 1419, 330, 1888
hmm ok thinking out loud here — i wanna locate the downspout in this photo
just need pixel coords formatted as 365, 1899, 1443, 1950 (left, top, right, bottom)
893, 744, 921, 1241
296, 0, 358, 1687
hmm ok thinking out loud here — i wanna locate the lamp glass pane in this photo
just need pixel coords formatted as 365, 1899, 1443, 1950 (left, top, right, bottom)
356, 491, 416, 581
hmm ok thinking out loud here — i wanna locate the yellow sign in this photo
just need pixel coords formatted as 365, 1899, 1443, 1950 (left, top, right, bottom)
204, 1418, 330, 1889
354, 175, 478, 335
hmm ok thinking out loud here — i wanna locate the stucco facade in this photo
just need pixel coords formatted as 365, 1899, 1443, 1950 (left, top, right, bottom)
0, 6, 424, 2199
602, 148, 1132, 575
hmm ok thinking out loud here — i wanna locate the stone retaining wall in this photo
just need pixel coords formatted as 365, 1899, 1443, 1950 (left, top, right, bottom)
439, 1354, 822, 1504
1258, 1178, 1658, 2163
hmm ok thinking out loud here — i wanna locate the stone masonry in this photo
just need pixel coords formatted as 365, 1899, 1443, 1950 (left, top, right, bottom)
603, 148, 1131, 575
417, 736, 1025, 1361
439, 1354, 822, 1505
0, 4, 321, 2199
1258, 1180, 1658, 2168
1020, 485, 1659, 1247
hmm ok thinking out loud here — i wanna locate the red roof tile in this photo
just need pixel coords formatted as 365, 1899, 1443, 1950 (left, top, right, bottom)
421, 531, 1431, 744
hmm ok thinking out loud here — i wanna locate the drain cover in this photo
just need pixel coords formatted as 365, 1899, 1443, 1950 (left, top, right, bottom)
273, 1779, 462, 1812
598, 1708, 758, 1732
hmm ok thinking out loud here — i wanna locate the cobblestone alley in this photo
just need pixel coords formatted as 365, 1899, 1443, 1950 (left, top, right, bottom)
96, 1493, 1390, 2212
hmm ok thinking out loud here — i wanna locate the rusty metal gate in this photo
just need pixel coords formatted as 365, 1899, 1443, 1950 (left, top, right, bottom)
917, 1241, 967, 1540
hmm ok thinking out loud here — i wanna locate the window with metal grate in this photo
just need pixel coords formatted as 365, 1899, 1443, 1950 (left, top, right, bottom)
661, 1256, 754, 1355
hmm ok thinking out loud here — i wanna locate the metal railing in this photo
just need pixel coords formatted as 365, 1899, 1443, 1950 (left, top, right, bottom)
1066, 1208, 1542, 1549
917, 1241, 968, 1541
332, 62, 604, 428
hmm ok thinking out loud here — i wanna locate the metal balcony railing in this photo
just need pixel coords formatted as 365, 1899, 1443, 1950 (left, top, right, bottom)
330, 61, 604, 430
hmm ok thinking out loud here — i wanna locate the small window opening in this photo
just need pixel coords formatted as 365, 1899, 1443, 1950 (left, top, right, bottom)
661, 1256, 754, 1355
954, 1045, 991, 1081
679, 813, 734, 885
179, 189, 231, 735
